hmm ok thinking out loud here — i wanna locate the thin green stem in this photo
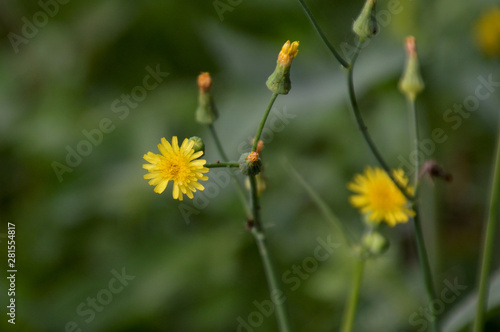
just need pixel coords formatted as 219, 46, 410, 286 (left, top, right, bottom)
209, 124, 230, 162
208, 124, 251, 218
346, 41, 414, 201
296, 0, 349, 68
473, 116, 500, 332
206, 162, 239, 168
413, 212, 439, 331
249, 175, 292, 332
284, 158, 354, 248
408, 97, 438, 332
252, 93, 279, 152
408, 99, 420, 189
340, 258, 365, 332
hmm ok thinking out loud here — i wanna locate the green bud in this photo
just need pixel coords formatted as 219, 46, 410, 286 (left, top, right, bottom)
399, 36, 425, 101
361, 231, 389, 257
353, 0, 378, 42
196, 72, 218, 125
239, 152, 263, 176
188, 136, 205, 154
266, 41, 299, 95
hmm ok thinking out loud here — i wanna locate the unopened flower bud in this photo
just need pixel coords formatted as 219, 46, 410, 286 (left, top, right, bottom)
239, 152, 263, 176
251, 139, 265, 154
266, 40, 299, 95
399, 36, 425, 101
362, 231, 389, 256
195, 72, 218, 125
188, 136, 205, 154
353, 0, 378, 41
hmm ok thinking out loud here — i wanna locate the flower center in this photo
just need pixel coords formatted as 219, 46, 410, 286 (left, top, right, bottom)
369, 181, 399, 211
163, 155, 191, 184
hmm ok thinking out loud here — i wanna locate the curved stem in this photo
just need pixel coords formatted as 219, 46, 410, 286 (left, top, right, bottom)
206, 162, 239, 168
346, 41, 414, 201
473, 115, 500, 332
252, 93, 278, 152
296, 0, 349, 68
208, 124, 251, 218
249, 175, 292, 332
340, 258, 365, 332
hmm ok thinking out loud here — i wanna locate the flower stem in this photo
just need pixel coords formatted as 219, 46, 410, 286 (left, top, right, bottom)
413, 212, 438, 331
408, 97, 438, 332
296, 0, 349, 68
252, 93, 279, 152
346, 41, 413, 201
340, 258, 365, 332
206, 162, 239, 168
208, 124, 251, 218
473, 115, 500, 332
249, 175, 292, 332
407, 99, 420, 188
209, 124, 230, 162
284, 159, 354, 248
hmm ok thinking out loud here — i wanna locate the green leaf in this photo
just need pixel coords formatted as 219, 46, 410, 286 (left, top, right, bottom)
442, 268, 500, 332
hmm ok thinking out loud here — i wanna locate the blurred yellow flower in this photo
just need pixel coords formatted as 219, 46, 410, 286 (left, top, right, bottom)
475, 7, 500, 57
143, 136, 208, 201
348, 167, 415, 227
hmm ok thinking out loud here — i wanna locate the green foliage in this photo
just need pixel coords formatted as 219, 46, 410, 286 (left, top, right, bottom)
1, 0, 500, 331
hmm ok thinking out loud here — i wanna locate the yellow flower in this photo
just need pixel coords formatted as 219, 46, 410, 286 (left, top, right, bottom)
475, 7, 500, 57
278, 40, 299, 67
143, 136, 209, 201
348, 167, 415, 227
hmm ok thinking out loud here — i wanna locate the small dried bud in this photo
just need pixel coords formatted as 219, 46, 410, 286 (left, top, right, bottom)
251, 139, 265, 155
419, 160, 453, 183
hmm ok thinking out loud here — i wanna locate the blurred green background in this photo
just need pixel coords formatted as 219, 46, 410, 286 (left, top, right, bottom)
1, 0, 500, 331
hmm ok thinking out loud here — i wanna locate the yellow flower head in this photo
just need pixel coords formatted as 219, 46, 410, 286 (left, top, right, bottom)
143, 136, 209, 201
278, 40, 299, 67
475, 7, 500, 57
348, 167, 415, 227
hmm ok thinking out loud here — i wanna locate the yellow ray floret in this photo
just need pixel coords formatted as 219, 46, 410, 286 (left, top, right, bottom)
348, 167, 415, 227
143, 136, 209, 201
278, 40, 299, 67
